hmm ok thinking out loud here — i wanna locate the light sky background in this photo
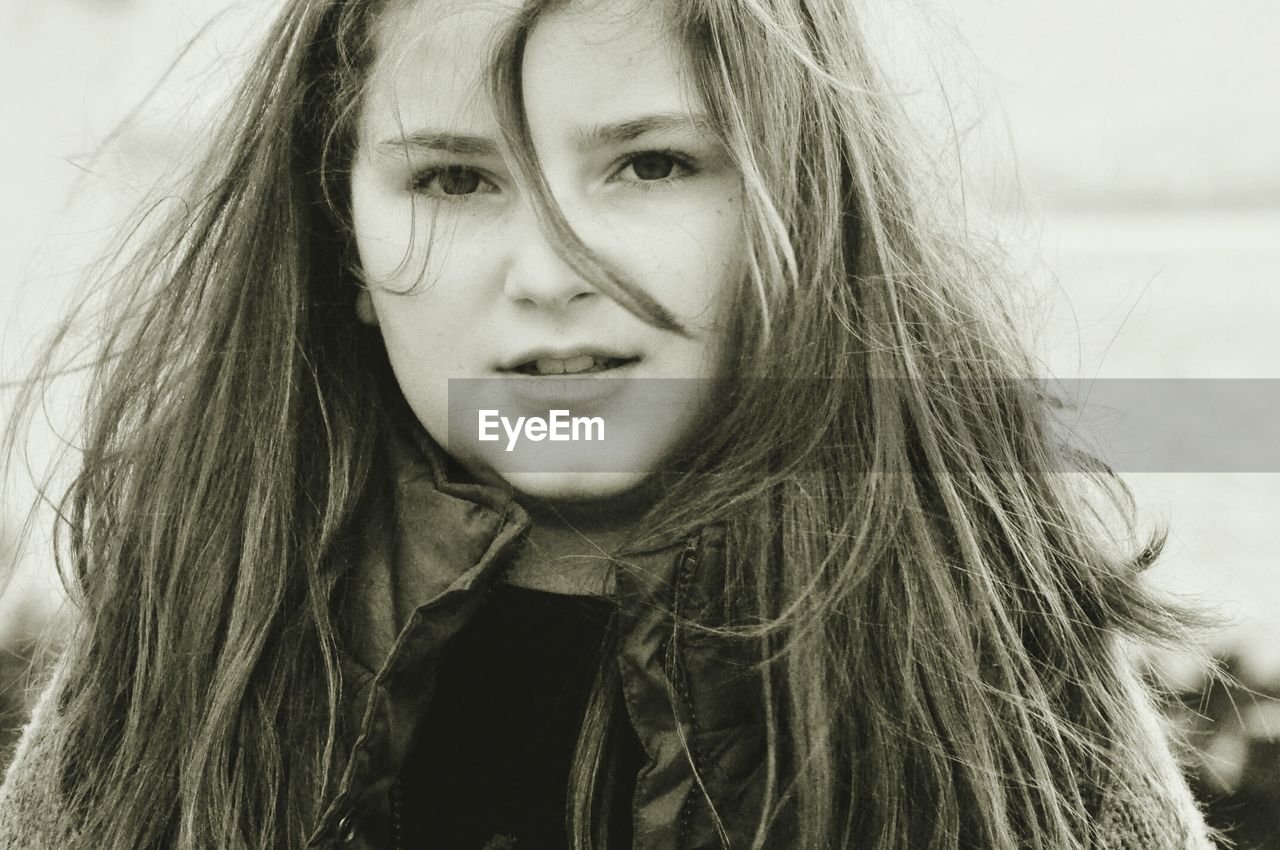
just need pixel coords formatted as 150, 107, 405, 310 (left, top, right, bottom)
1, 0, 1278, 674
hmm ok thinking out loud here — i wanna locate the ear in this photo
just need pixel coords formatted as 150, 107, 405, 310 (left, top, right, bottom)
355, 289, 379, 326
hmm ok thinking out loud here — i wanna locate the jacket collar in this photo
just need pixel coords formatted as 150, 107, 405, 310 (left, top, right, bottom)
337, 419, 532, 678
309, 420, 714, 848
309, 420, 533, 847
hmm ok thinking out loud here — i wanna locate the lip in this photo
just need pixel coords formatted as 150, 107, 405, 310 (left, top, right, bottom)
497, 358, 640, 407
497, 345, 641, 373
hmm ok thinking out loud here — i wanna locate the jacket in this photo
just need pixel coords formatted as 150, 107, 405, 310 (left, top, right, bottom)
0, 423, 1218, 849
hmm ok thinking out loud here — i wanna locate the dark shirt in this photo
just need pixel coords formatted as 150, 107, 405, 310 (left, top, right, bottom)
395, 583, 642, 850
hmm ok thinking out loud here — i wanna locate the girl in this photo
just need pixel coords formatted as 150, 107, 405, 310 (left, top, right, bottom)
0, 0, 1217, 848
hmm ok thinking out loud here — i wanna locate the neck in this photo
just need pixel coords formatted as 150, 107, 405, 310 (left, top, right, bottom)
504, 489, 658, 596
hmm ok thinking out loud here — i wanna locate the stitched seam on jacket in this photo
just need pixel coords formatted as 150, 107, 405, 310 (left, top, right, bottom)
390, 780, 404, 850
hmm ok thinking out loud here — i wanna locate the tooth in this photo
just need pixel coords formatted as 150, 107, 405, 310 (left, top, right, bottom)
562, 355, 596, 374
535, 358, 565, 375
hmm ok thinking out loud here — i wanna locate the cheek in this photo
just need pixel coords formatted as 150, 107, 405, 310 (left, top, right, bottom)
350, 171, 409, 280
618, 200, 743, 331
353, 197, 459, 288
351, 157, 505, 289
350, 195, 502, 408
354, 201, 505, 325
363, 287, 466, 450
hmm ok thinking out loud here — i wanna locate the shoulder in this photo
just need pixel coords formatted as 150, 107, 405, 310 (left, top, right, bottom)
1092, 662, 1219, 850
1094, 764, 1218, 850
0, 662, 80, 849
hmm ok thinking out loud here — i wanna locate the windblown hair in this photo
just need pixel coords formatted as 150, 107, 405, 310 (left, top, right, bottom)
4, 0, 1197, 848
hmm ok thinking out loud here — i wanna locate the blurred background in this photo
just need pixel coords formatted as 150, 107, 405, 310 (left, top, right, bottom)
0, 0, 1277, 845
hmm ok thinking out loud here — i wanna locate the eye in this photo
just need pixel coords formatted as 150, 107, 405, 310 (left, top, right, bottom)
615, 150, 697, 185
411, 166, 496, 199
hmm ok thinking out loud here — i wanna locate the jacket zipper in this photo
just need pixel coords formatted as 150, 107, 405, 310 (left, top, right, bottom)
669, 537, 707, 849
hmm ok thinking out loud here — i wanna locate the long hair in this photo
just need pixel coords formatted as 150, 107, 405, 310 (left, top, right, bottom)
5, 0, 1199, 848
495, 1, 1201, 848
7, 2, 392, 847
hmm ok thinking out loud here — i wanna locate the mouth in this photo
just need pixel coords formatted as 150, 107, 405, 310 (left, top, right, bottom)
506, 355, 641, 376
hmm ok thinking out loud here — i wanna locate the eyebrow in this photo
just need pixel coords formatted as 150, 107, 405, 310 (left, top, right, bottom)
377, 132, 500, 157
574, 112, 715, 149
377, 112, 715, 156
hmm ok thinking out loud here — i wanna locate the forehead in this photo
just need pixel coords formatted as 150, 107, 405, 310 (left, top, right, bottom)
361, 0, 698, 141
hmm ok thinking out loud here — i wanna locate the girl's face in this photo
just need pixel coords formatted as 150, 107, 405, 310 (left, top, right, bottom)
350, 0, 744, 501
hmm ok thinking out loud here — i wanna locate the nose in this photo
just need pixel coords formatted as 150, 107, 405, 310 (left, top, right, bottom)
501, 201, 598, 310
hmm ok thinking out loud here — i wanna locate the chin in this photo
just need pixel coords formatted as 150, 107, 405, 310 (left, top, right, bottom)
499, 470, 652, 502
